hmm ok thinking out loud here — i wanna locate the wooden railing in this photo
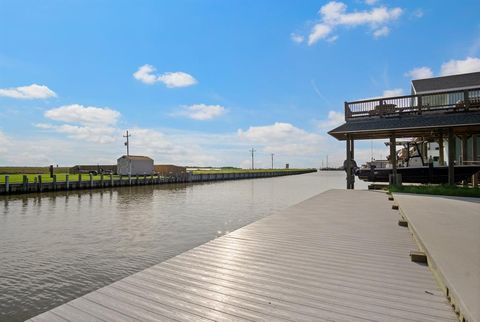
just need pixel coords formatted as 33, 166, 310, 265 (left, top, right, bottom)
345, 87, 480, 120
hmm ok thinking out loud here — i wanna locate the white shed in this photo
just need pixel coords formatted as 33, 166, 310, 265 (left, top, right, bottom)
117, 155, 154, 175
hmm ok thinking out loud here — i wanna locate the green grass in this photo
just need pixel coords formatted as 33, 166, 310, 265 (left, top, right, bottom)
0, 168, 316, 184
389, 184, 480, 198
191, 168, 316, 175
0, 166, 71, 174
0, 173, 122, 184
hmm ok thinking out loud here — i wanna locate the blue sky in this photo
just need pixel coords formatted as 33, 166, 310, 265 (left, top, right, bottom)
1, 0, 480, 167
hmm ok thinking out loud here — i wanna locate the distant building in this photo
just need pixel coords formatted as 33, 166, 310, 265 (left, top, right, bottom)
117, 155, 154, 175
154, 164, 187, 176
70, 165, 116, 174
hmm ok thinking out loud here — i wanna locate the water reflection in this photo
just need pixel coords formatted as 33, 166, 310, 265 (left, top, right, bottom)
0, 172, 366, 321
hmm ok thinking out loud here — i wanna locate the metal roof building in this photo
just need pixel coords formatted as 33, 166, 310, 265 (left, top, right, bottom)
411, 71, 480, 94
117, 155, 154, 176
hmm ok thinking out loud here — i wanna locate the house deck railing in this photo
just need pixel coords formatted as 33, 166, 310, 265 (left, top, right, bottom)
345, 87, 480, 121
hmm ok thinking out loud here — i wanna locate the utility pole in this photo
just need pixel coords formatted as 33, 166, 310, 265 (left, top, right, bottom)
326, 155, 329, 169
250, 148, 256, 170
271, 153, 274, 169
123, 130, 131, 156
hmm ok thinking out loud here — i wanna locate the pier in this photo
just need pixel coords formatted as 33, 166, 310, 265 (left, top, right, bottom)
393, 193, 480, 322
28, 190, 457, 321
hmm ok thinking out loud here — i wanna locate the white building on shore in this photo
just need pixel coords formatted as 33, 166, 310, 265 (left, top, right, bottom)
117, 155, 154, 175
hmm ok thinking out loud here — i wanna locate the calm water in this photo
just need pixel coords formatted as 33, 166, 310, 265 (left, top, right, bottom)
0, 171, 366, 321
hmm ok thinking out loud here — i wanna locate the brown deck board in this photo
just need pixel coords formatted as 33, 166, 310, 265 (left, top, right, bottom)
26, 190, 457, 322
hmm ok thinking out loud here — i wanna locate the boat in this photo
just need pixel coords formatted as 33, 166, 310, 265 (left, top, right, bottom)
354, 139, 480, 183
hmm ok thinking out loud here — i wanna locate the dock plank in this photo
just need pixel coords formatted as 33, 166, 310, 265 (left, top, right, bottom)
27, 190, 457, 321
394, 193, 480, 322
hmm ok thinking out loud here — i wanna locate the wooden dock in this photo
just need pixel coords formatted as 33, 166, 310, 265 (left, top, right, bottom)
27, 190, 456, 321
393, 193, 480, 322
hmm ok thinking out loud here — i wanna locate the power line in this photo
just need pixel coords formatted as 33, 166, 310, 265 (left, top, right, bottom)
271, 153, 274, 169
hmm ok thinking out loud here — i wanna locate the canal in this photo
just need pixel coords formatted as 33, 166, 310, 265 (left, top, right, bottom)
0, 171, 367, 321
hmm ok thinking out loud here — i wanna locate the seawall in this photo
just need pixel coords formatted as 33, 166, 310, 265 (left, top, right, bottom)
0, 169, 316, 195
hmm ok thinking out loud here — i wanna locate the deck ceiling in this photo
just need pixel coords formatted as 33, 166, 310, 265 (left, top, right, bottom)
328, 111, 480, 140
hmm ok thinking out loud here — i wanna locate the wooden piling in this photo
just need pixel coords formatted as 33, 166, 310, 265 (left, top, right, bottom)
23, 175, 28, 192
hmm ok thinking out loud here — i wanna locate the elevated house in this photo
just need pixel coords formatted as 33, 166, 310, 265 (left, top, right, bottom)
411, 71, 480, 107
329, 72, 480, 188
117, 155, 154, 175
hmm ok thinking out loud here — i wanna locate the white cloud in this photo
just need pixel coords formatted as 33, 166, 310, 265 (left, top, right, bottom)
383, 88, 404, 97
373, 26, 389, 38
405, 66, 434, 79
237, 122, 325, 156
38, 104, 121, 144
36, 123, 118, 144
44, 104, 120, 125
0, 84, 56, 99
175, 104, 226, 121
304, 1, 402, 45
440, 57, 480, 76
157, 72, 197, 88
0, 130, 10, 154
290, 33, 304, 43
133, 64, 197, 88
308, 24, 332, 44
133, 64, 158, 84
316, 111, 344, 129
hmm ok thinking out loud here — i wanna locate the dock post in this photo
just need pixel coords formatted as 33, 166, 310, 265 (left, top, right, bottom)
128, 174, 132, 185
439, 132, 445, 166
78, 174, 82, 189
462, 135, 469, 186
473, 134, 478, 188
23, 175, 28, 192
89, 173, 93, 188
346, 135, 352, 189
38, 175, 42, 192
390, 136, 397, 185
5, 175, 9, 193
448, 128, 456, 186
66, 175, 70, 190
100, 173, 104, 187
144, 174, 147, 185
110, 174, 114, 187
351, 138, 355, 189
52, 174, 57, 191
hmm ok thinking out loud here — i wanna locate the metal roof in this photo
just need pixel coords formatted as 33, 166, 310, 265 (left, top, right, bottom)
328, 111, 480, 140
118, 155, 153, 161
412, 72, 480, 94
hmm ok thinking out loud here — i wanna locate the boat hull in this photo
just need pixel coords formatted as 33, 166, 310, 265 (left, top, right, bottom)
355, 165, 480, 184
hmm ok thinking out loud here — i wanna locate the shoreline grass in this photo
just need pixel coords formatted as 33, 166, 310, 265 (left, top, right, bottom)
0, 174, 122, 184
0, 169, 317, 184
390, 184, 480, 198
190, 168, 316, 175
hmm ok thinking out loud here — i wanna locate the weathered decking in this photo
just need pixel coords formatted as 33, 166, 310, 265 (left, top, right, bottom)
394, 193, 480, 322
28, 190, 456, 321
